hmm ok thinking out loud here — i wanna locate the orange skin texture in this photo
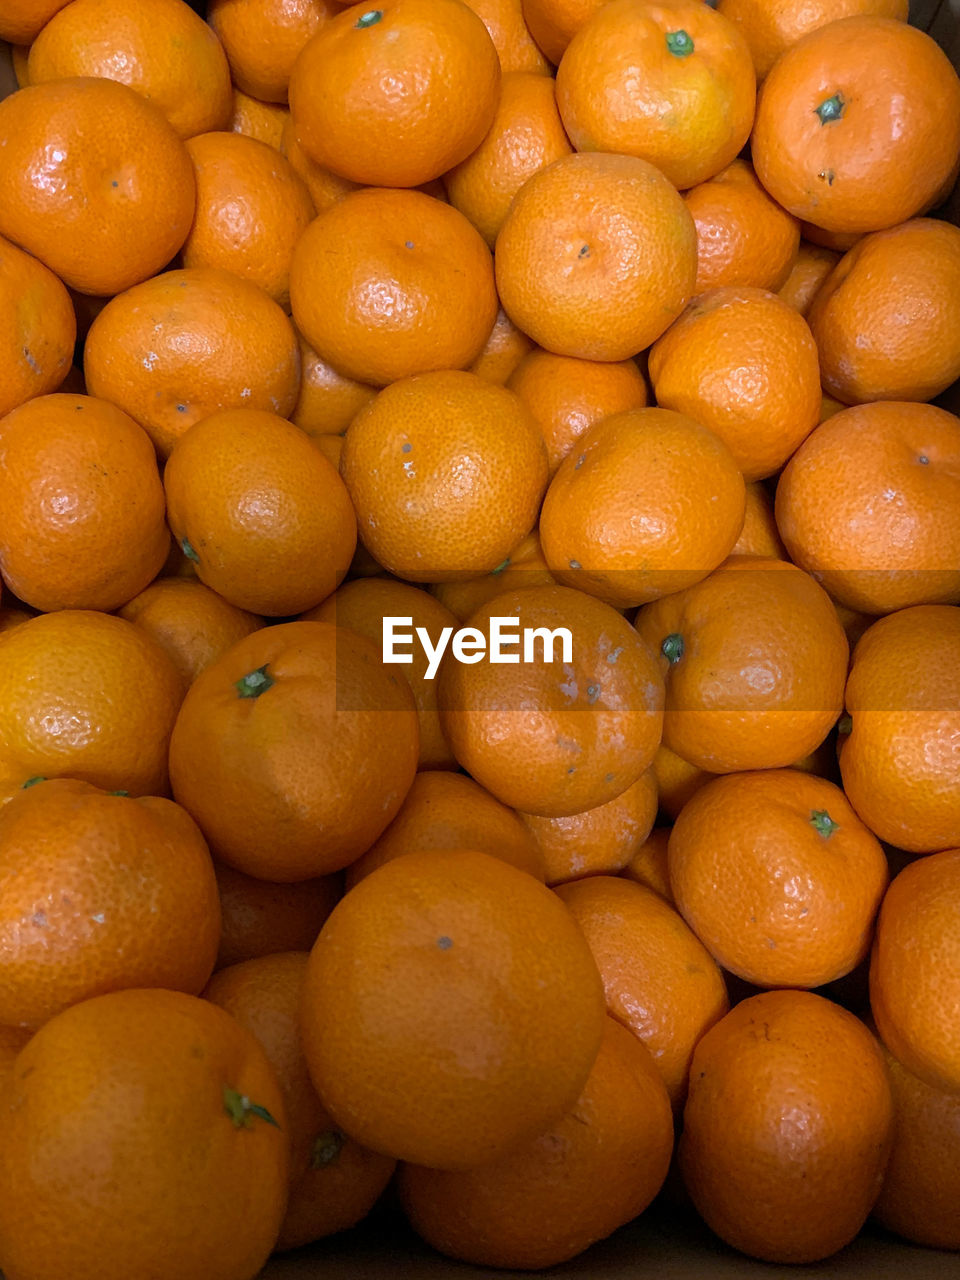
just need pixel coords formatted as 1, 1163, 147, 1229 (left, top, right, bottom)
680, 990, 894, 1264
290, 189, 497, 388
0, 394, 168, 614
168, 621, 419, 880
183, 131, 315, 309
540, 407, 746, 609
777, 240, 839, 316
717, 0, 908, 81
519, 768, 658, 886
0, 779, 220, 1029
556, 0, 756, 191
300, 847, 607, 1169
119, 580, 262, 689
840, 606, 960, 855
205, 952, 396, 1251
774, 402, 960, 615
214, 862, 341, 970
163, 409, 356, 617
520, 0, 604, 64
469, 308, 536, 386
649, 286, 821, 482
208, 0, 336, 102
288, 0, 501, 187
751, 18, 960, 234
872, 1038, 960, 1249
507, 348, 649, 476
0, 988, 288, 1280
279, 116, 359, 214
0, 605, 35, 638
306, 577, 459, 769
621, 826, 673, 903
291, 332, 376, 438
0, 77, 194, 296
0, 610, 184, 802
668, 769, 888, 989
229, 90, 288, 150
801, 220, 863, 252
0, 234, 75, 419
635, 557, 849, 774
430, 529, 556, 621
461, 0, 551, 72
445, 72, 572, 249
83, 267, 300, 459
399, 1017, 673, 1269
684, 159, 800, 294
495, 152, 698, 361
439, 585, 665, 818
340, 371, 548, 583
0, 0, 71, 42
0, 1026, 32, 1094
345, 770, 545, 889
808, 219, 960, 405
27, 0, 232, 139
556, 875, 729, 1109
651, 744, 714, 821
731, 482, 786, 559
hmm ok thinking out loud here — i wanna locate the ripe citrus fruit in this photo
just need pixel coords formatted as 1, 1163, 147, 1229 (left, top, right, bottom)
0, 233, 75, 419
207, 0, 336, 102
214, 863, 341, 970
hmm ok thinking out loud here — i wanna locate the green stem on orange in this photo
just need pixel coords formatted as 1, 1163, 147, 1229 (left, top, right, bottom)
311, 1130, 344, 1169
235, 664, 274, 699
21, 776, 45, 789
815, 92, 845, 125
223, 1086, 280, 1130
837, 713, 853, 736
810, 810, 839, 839
181, 536, 199, 563
661, 633, 684, 664
665, 29, 694, 57
355, 9, 382, 26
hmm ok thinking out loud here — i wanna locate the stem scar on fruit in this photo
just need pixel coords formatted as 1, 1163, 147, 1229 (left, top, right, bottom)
223, 1086, 280, 1130
815, 93, 845, 125
311, 1131, 344, 1168
661, 633, 684, 664
235, 664, 274, 699
181, 536, 199, 563
666, 29, 694, 57
810, 810, 840, 838
356, 9, 382, 27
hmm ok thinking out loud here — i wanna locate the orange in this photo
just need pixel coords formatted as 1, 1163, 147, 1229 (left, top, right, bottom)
668, 769, 887, 989
0, 77, 195, 296
439, 584, 664, 817
208, 0, 336, 102
621, 826, 673, 903
83, 267, 300, 459
291, 333, 376, 438
164, 409, 356, 617
777, 241, 839, 315
556, 0, 756, 190
182, 131, 315, 309
751, 17, 960, 234
0, 604, 34, 637
0, 233, 75, 419
0, 1026, 31, 1093
0, 0, 71, 43
345, 770, 545, 889
290, 188, 497, 387
872, 1038, 960, 1249
800, 221, 863, 252
518, 769, 658, 886
775, 402, 960, 615
444, 72, 572, 248
683, 159, 800, 294
717, 0, 909, 81
340, 371, 548, 582
808, 218, 960, 404
520, 0, 603, 64
731, 482, 786, 559
26, 0, 232, 139
288, 0, 500, 187
0, 610, 184, 802
300, 847, 606, 1168
214, 862, 341, 970
651, 744, 714, 821
506, 348, 648, 475
306, 578, 458, 769
635, 557, 848, 773
279, 116, 359, 214
168, 621, 419, 879
229, 90, 289, 150
555, 874, 729, 1107
839, 605, 960, 855
205, 952, 395, 1250
0, 778, 220, 1028
649, 287, 821, 482
399, 1017, 672, 1268
539, 407, 746, 608
0, 988, 288, 1280
430, 530, 555, 620
680, 990, 893, 1263
462, 0, 551, 72
495, 152, 697, 360
0, 394, 168, 614
10, 44, 29, 87
469, 308, 535, 385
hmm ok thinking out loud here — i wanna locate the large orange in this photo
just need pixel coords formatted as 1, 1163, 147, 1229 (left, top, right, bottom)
300, 847, 606, 1168
207, 0, 336, 102
680, 990, 893, 1263
751, 17, 960, 234
494, 152, 697, 360
556, 0, 756, 190
0, 77, 195, 296
0, 233, 75, 419
214, 863, 341, 970
288, 0, 500, 187
439, 585, 664, 817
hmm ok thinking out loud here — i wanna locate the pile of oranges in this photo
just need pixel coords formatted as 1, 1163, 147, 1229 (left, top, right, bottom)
0, 0, 959, 1276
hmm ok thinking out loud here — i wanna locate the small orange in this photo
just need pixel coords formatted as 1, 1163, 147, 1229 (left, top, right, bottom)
469, 308, 535, 386
430, 530, 555, 620
495, 152, 697, 360
300, 847, 606, 1168
462, 0, 551, 72
648, 286, 821, 481
183, 131, 315, 309
650, 744, 714, 821
683, 159, 800, 294
229, 89, 289, 150
0, 233, 75, 419
777, 241, 839, 316
279, 116, 359, 213
208, 0, 336, 102
539, 407, 746, 609
0, 0, 71, 43
621, 826, 673, 903
288, 0, 501, 187
520, 0, 603, 64
214, 862, 341, 970
507, 348, 648, 475
731, 482, 786, 559
291, 332, 376, 438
